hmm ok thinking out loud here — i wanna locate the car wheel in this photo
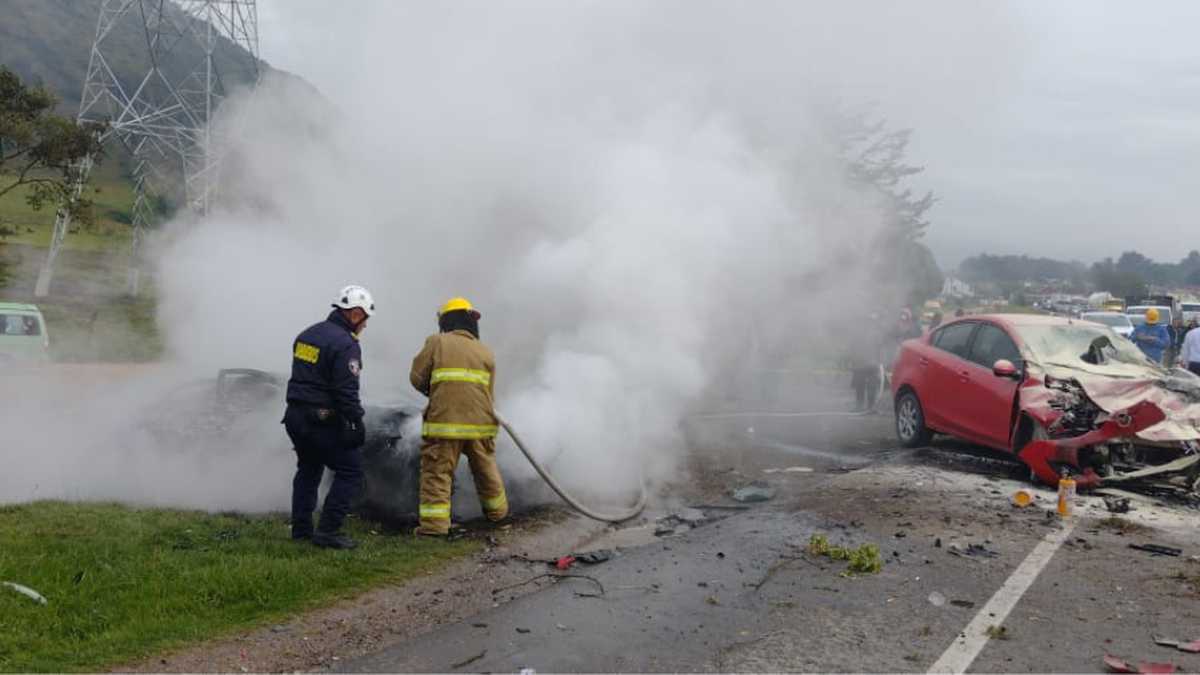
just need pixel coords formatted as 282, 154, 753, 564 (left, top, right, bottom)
895, 390, 933, 448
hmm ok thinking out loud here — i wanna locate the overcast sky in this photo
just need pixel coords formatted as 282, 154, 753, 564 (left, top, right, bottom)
256, 1, 1200, 271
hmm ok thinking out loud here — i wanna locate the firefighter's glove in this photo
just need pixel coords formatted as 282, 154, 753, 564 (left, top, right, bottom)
343, 416, 366, 449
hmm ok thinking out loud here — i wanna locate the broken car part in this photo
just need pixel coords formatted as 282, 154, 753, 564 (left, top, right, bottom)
1103, 655, 1179, 674
1128, 543, 1183, 557
2, 581, 47, 605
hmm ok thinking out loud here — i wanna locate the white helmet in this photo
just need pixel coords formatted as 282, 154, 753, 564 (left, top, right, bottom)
332, 284, 375, 316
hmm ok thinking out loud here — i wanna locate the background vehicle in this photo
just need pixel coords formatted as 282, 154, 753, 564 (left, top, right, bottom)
1126, 305, 1173, 327
890, 314, 1200, 493
1181, 302, 1200, 323
1126, 294, 1179, 317
0, 303, 50, 363
1080, 311, 1134, 338
1102, 299, 1126, 312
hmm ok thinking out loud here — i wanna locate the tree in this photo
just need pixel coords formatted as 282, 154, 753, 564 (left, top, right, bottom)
838, 113, 941, 304
1091, 257, 1148, 299
0, 65, 105, 223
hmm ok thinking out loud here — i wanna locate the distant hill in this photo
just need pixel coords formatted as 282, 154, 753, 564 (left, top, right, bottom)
0, 0, 277, 115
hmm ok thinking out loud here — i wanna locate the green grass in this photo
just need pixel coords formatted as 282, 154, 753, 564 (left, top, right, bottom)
37, 291, 162, 362
0, 162, 136, 251
0, 161, 168, 361
0, 502, 479, 672
0, 243, 162, 361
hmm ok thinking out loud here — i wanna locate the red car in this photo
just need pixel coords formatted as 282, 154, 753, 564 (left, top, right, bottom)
890, 314, 1200, 489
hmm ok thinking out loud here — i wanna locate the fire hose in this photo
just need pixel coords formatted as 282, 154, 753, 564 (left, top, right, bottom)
497, 415, 647, 523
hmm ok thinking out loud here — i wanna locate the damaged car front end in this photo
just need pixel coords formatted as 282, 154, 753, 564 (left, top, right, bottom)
1008, 322, 1200, 498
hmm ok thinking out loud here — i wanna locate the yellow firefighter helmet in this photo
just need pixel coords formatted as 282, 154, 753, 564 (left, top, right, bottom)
438, 297, 481, 319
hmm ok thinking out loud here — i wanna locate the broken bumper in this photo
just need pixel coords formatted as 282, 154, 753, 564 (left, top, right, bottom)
1018, 400, 1169, 489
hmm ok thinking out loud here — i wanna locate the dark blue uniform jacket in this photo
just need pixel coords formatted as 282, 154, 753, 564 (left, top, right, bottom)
286, 310, 365, 421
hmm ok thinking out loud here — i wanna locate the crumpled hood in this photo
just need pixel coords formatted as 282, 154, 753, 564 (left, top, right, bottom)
1040, 360, 1200, 442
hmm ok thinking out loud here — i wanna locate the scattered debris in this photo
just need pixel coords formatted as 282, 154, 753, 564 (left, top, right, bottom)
1065, 537, 1095, 551
492, 573, 605, 598
948, 543, 1000, 559
1012, 489, 1033, 508
950, 599, 975, 608
1129, 543, 1182, 557
705, 595, 721, 606
984, 625, 1010, 640
731, 481, 776, 503
573, 549, 613, 565
515, 627, 532, 634
545, 549, 614, 568
655, 523, 683, 537
1151, 636, 1200, 653
2, 581, 47, 606
471, 622, 488, 628
762, 466, 813, 474
927, 591, 946, 607
1097, 516, 1151, 536
451, 650, 487, 669
655, 509, 709, 536
807, 534, 882, 576
1104, 496, 1133, 514
1104, 654, 1178, 674
1154, 637, 1179, 648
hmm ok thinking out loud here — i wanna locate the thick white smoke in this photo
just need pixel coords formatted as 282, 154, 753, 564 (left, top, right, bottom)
2, 2, 1024, 509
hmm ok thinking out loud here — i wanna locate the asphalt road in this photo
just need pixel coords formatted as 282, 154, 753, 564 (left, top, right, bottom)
336, 411, 1200, 673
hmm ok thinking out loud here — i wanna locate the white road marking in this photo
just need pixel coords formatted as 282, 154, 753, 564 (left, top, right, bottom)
928, 520, 1077, 674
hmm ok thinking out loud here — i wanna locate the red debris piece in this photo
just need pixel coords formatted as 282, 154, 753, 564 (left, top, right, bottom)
554, 556, 576, 570
1105, 655, 1137, 673
1139, 663, 1179, 674
1177, 640, 1200, 654
1104, 655, 1178, 674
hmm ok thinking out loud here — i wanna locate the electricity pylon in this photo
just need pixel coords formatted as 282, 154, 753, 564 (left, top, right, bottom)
35, 0, 259, 297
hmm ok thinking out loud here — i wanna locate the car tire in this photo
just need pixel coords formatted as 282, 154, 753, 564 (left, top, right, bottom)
895, 390, 933, 448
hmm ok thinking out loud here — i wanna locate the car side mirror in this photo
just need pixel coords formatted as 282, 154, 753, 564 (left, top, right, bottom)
992, 359, 1020, 380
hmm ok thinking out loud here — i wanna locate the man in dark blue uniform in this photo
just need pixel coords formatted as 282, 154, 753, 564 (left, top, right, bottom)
283, 285, 375, 549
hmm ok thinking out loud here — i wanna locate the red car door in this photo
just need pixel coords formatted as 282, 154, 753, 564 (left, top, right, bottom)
920, 321, 979, 438
957, 322, 1023, 450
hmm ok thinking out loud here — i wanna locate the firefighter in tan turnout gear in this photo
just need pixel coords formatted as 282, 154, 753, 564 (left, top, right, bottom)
409, 297, 508, 535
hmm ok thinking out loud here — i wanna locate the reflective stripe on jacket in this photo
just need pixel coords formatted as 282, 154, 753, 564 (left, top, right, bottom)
410, 330, 498, 438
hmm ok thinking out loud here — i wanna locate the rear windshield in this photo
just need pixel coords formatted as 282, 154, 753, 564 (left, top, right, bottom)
1, 313, 41, 336
1182, 303, 1200, 312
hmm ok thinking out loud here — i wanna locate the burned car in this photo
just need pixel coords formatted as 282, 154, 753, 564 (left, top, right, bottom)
142, 369, 434, 522
891, 315, 1200, 498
